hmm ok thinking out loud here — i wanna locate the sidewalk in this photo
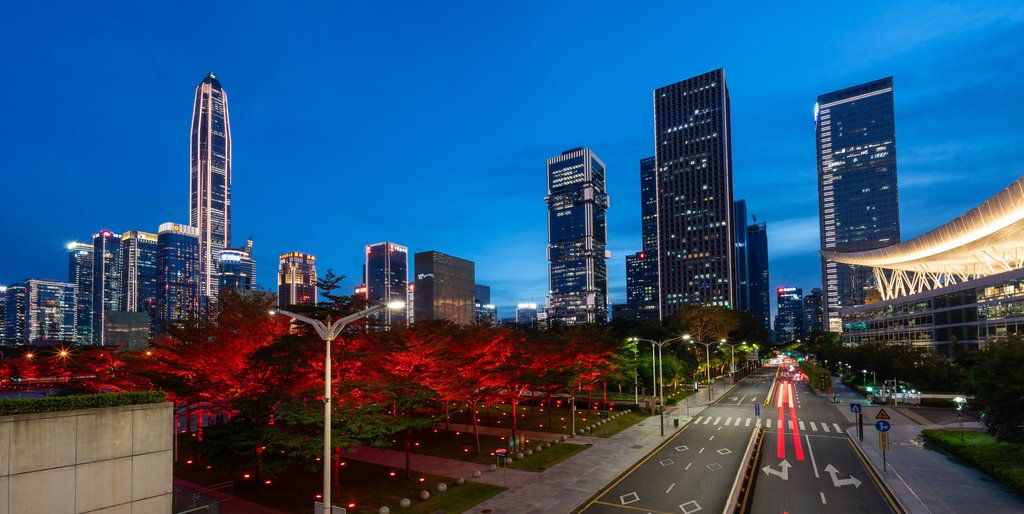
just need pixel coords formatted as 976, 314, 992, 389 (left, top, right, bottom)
174, 477, 287, 514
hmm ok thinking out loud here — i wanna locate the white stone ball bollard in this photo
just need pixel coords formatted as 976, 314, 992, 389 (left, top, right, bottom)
437, 483, 447, 493
399, 499, 411, 508
472, 470, 482, 478
456, 478, 465, 485
419, 491, 430, 500
379, 507, 390, 514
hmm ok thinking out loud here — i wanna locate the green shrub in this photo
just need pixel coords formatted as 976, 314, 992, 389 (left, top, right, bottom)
611, 403, 642, 412
0, 391, 167, 416
920, 429, 1024, 496
665, 398, 678, 406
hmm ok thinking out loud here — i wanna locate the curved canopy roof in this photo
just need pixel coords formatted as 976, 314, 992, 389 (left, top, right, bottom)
821, 176, 1024, 273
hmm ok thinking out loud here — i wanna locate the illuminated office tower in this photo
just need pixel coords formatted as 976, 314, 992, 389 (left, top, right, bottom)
0, 287, 5, 345
365, 243, 408, 327
92, 230, 122, 345
639, 156, 658, 302
119, 231, 158, 315
816, 77, 900, 331
747, 221, 770, 333
68, 242, 93, 344
475, 284, 497, 324
545, 147, 610, 325
156, 223, 199, 330
278, 252, 317, 306
413, 251, 475, 325
190, 72, 232, 302
3, 284, 27, 345
733, 200, 750, 312
774, 287, 804, 343
24, 278, 77, 344
654, 69, 736, 318
219, 237, 256, 292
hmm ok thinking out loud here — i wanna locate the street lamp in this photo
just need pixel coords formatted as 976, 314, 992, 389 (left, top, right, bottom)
720, 341, 740, 382
863, 370, 867, 388
630, 335, 688, 436
694, 339, 717, 399
954, 396, 967, 441
271, 301, 405, 511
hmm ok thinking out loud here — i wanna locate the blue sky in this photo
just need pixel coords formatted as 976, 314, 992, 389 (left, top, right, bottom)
2, 1, 1023, 322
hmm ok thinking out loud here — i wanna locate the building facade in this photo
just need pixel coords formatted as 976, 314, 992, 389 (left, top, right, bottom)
277, 252, 317, 306
654, 69, 736, 318
190, 72, 232, 302
804, 287, 824, 334
625, 252, 647, 305
67, 242, 93, 344
413, 251, 475, 325
219, 237, 256, 292
774, 287, 804, 343
92, 230, 122, 345
119, 231, 158, 315
474, 284, 497, 325
733, 200, 750, 312
816, 77, 900, 331
365, 243, 407, 327
155, 223, 199, 331
747, 221, 770, 333
640, 156, 659, 302
545, 148, 610, 325
25, 279, 77, 344
3, 284, 27, 345
516, 303, 539, 327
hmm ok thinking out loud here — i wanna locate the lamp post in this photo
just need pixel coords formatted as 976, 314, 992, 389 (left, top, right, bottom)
694, 339, 717, 400
271, 301, 404, 511
862, 370, 867, 388
871, 371, 876, 388
630, 335, 688, 436
721, 341, 739, 383
954, 396, 967, 441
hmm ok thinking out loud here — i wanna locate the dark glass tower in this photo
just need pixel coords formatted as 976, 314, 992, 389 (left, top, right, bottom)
816, 77, 900, 331
774, 287, 804, 343
626, 252, 646, 304
640, 156, 659, 302
413, 251, 475, 325
365, 243, 408, 327
220, 237, 256, 292
277, 252, 317, 305
68, 242, 93, 344
156, 223, 199, 331
654, 69, 735, 318
119, 231, 158, 316
804, 287, 824, 334
733, 200, 750, 312
3, 283, 27, 345
92, 230, 122, 345
474, 284, 497, 324
545, 147, 609, 325
190, 72, 232, 302
746, 222, 770, 333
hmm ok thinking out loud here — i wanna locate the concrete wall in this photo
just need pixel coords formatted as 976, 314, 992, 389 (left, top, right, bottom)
0, 401, 173, 513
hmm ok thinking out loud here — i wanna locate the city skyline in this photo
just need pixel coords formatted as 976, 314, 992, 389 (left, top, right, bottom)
2, 3, 1022, 323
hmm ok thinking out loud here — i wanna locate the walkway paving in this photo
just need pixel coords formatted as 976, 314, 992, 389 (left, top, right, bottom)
174, 477, 287, 514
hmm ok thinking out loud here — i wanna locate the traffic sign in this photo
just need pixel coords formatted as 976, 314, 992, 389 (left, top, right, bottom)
755, 404, 760, 416
850, 404, 862, 413
495, 448, 507, 457
875, 420, 891, 432
876, 409, 891, 420
600, 412, 608, 419
508, 439, 514, 450
879, 432, 890, 451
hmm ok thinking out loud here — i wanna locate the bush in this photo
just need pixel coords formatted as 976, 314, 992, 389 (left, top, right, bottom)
920, 429, 1024, 496
611, 403, 642, 412
0, 391, 167, 415
665, 398, 678, 406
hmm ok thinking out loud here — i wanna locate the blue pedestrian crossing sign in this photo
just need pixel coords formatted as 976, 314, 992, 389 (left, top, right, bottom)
754, 404, 760, 416
876, 420, 891, 432
851, 403, 862, 413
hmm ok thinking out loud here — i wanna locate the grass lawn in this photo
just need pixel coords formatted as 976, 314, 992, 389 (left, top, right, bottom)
920, 429, 1024, 496
174, 440, 505, 514
441, 401, 651, 438
387, 427, 588, 471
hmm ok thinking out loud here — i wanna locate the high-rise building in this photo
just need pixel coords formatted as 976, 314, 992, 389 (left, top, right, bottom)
474, 284, 497, 325
364, 243, 407, 327
67, 242, 93, 344
654, 69, 736, 318
625, 252, 647, 304
190, 72, 232, 302
816, 77, 900, 331
92, 230, 122, 345
733, 200, 750, 312
3, 284, 27, 345
545, 147, 610, 325
156, 223, 199, 331
0, 287, 5, 345
119, 231, 158, 316
277, 252, 317, 306
413, 251, 475, 325
746, 221, 770, 333
219, 237, 256, 292
640, 156, 659, 302
24, 278, 77, 344
516, 303, 539, 327
804, 287, 824, 334
774, 287, 804, 343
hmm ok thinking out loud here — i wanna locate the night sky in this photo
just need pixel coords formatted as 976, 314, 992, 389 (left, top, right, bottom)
3, 2, 1023, 323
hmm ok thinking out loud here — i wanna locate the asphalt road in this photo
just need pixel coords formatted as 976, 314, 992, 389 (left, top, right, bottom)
576, 367, 776, 514
748, 368, 896, 513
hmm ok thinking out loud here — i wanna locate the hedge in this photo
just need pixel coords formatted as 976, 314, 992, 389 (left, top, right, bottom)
920, 429, 1024, 496
799, 361, 831, 391
0, 391, 167, 416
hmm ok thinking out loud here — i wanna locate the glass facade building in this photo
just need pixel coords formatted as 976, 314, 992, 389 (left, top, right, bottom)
816, 77, 900, 331
365, 243, 408, 327
625, 252, 647, 304
219, 237, 256, 292
747, 222, 770, 333
119, 231, 157, 317
640, 156, 659, 302
413, 251, 475, 325
156, 223, 199, 331
190, 72, 232, 302
92, 230, 122, 345
654, 69, 736, 318
774, 287, 804, 343
733, 200, 750, 312
475, 284, 497, 325
67, 242, 93, 344
804, 287, 824, 334
277, 252, 317, 306
545, 148, 610, 325
25, 278, 77, 344
3, 284, 27, 345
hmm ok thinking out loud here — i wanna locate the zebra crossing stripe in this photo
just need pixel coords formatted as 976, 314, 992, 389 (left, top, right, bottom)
833, 423, 842, 432
810, 422, 818, 431
734, 418, 741, 426
745, 418, 751, 426
725, 417, 732, 425
703, 417, 712, 425
788, 420, 793, 430
714, 417, 722, 425
766, 419, 771, 428
822, 423, 830, 433
799, 421, 805, 430
694, 416, 703, 424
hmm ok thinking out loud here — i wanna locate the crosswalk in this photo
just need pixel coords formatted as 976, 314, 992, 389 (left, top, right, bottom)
691, 415, 843, 433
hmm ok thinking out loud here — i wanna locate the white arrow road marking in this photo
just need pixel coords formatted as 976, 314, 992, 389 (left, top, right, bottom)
751, 397, 757, 402
824, 464, 862, 488
729, 397, 738, 401
620, 492, 640, 505
761, 459, 792, 480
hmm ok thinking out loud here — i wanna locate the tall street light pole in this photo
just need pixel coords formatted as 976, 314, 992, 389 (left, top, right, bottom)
694, 339, 716, 400
631, 335, 687, 436
721, 342, 739, 383
271, 301, 404, 512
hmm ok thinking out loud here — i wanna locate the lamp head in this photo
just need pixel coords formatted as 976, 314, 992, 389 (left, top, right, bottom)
387, 301, 406, 310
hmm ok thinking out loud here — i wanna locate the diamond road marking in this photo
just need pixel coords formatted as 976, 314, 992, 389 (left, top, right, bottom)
620, 492, 640, 505
679, 500, 702, 514
717, 448, 732, 455
706, 463, 722, 471
674, 445, 689, 452
660, 458, 675, 466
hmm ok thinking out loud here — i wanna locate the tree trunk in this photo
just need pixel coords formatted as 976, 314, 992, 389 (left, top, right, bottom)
405, 427, 412, 480
334, 446, 340, 491
511, 398, 518, 439
487, 402, 491, 423
445, 400, 450, 431
471, 400, 481, 454
603, 382, 606, 410
587, 389, 592, 415
546, 391, 553, 429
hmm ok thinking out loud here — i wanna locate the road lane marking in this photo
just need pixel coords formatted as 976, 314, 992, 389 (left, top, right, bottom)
738, 393, 749, 403
710, 436, 714, 441
833, 423, 842, 432
703, 417, 712, 425
806, 434, 819, 478
699, 448, 704, 453
679, 500, 701, 514
693, 416, 703, 424
592, 501, 675, 514
745, 418, 751, 426
713, 417, 721, 425
821, 423, 830, 433
821, 492, 827, 504
685, 462, 692, 470
734, 418, 741, 426
666, 483, 675, 494
725, 417, 732, 425
620, 492, 640, 505
810, 422, 818, 431
718, 426, 722, 431
799, 421, 805, 431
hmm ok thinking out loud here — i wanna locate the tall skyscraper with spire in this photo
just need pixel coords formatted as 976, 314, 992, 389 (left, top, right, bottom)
190, 72, 232, 302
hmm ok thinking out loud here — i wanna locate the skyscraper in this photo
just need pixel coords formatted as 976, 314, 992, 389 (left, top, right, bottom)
219, 237, 256, 292
746, 221, 770, 333
92, 230, 122, 345
413, 251, 475, 325
190, 72, 232, 302
816, 77, 900, 331
277, 252, 317, 306
733, 200, 750, 312
640, 156, 659, 302
474, 284, 497, 325
774, 287, 804, 343
156, 223, 199, 331
0, 287, 5, 345
119, 231, 157, 315
67, 242, 93, 344
3, 284, 27, 345
24, 278, 77, 344
545, 147, 610, 325
654, 69, 736, 318
804, 287, 824, 334
365, 243, 408, 327
625, 252, 647, 304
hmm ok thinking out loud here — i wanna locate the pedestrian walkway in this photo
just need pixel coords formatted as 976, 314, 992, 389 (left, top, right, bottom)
847, 423, 1024, 514
174, 477, 286, 514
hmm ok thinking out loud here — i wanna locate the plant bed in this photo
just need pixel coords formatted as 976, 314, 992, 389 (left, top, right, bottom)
441, 401, 649, 438
920, 429, 1024, 496
387, 427, 588, 470
174, 440, 505, 514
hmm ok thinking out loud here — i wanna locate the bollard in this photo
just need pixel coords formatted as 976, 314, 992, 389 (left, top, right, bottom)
419, 491, 430, 501
456, 478, 465, 485
472, 470, 481, 478
437, 483, 447, 493
399, 499, 411, 508
379, 508, 390, 514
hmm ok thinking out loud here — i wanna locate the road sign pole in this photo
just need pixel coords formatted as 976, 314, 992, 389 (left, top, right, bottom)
859, 413, 863, 441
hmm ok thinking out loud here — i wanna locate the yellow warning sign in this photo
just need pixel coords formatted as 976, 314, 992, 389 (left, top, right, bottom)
876, 409, 891, 420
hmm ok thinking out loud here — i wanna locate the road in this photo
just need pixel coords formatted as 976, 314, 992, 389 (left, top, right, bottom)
575, 367, 775, 514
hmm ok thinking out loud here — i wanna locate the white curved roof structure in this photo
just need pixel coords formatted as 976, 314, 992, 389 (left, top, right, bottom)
821, 176, 1024, 300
